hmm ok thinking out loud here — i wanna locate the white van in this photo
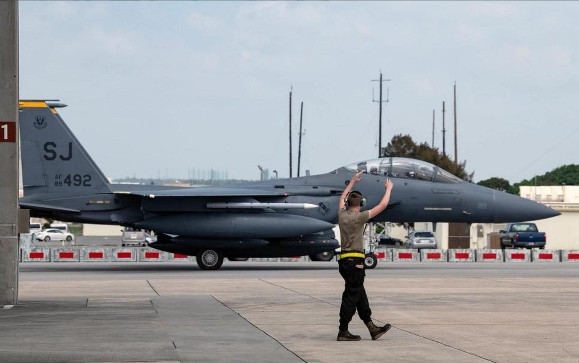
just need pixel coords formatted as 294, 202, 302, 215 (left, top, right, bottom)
50, 223, 69, 233
29, 222, 42, 234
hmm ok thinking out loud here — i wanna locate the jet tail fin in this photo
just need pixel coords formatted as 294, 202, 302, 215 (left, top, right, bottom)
19, 100, 111, 197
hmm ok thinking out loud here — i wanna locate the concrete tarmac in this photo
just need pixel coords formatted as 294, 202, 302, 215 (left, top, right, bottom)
2, 261, 579, 362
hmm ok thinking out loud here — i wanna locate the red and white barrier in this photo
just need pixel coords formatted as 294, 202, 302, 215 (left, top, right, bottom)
392, 249, 419, 262
52, 248, 80, 262
504, 249, 531, 262
375, 249, 392, 262
421, 249, 447, 262
17, 246, 579, 264
139, 248, 168, 262
448, 249, 475, 262
562, 250, 579, 262
532, 250, 560, 262
111, 248, 137, 262
476, 249, 503, 262
21, 248, 50, 262
168, 253, 193, 261
81, 249, 108, 262
280, 257, 306, 262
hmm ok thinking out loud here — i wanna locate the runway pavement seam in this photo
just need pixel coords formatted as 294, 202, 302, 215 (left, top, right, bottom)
394, 325, 498, 362
147, 279, 161, 296
258, 277, 398, 333
257, 278, 501, 360
211, 294, 308, 363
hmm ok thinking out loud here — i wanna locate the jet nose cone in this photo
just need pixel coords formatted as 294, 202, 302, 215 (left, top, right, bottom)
493, 191, 560, 222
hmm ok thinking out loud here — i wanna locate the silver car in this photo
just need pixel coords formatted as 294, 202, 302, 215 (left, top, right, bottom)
405, 230, 437, 250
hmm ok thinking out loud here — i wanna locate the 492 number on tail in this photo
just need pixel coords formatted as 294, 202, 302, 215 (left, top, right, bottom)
54, 174, 92, 187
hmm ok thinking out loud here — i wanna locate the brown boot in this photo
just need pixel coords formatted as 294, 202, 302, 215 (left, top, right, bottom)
365, 321, 391, 340
337, 330, 361, 341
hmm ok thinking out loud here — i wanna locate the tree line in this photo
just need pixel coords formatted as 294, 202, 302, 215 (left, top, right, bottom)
383, 134, 578, 194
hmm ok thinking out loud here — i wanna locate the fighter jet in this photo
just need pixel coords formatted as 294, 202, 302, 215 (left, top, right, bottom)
18, 101, 559, 270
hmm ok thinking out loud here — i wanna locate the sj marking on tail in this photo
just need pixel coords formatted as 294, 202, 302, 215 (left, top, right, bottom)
44, 141, 72, 161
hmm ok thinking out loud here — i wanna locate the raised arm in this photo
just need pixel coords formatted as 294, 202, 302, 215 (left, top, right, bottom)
339, 171, 363, 210
368, 179, 394, 219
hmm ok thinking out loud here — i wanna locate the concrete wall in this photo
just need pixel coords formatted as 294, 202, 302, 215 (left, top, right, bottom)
83, 224, 122, 236
526, 212, 579, 250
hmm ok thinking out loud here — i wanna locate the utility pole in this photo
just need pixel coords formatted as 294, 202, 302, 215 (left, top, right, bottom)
442, 101, 446, 157
297, 102, 304, 177
0, 0, 19, 306
432, 108, 435, 147
453, 82, 458, 164
289, 87, 293, 178
372, 72, 390, 157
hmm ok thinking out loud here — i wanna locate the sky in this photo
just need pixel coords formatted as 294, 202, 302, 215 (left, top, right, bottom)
18, 1, 579, 183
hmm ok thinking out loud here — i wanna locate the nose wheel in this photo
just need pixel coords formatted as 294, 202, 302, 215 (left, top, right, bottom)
364, 253, 378, 269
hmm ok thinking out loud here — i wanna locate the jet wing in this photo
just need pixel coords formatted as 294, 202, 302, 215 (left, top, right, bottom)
19, 201, 81, 214
112, 185, 339, 198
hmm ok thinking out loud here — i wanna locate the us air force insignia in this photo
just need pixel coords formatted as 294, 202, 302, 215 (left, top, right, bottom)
33, 116, 47, 129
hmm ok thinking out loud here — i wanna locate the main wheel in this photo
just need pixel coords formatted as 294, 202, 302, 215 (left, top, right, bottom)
309, 251, 335, 262
44, 236, 51, 242
196, 249, 224, 270
65, 235, 72, 242
364, 253, 378, 269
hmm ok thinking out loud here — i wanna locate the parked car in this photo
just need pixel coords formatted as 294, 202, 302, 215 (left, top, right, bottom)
36, 229, 74, 242
405, 230, 437, 250
378, 235, 403, 247
499, 222, 546, 249
121, 227, 157, 246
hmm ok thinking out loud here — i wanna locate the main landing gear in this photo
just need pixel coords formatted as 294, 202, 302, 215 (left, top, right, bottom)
196, 249, 224, 270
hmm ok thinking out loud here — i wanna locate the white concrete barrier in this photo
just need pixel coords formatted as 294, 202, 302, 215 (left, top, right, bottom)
420, 249, 447, 262
375, 249, 393, 262
280, 256, 307, 262
16, 246, 579, 264
532, 250, 560, 262
21, 248, 50, 262
80, 248, 109, 262
167, 252, 193, 261
52, 248, 80, 262
561, 250, 579, 262
448, 249, 475, 262
392, 249, 419, 262
111, 248, 137, 262
476, 249, 503, 262
138, 248, 168, 262
504, 249, 531, 262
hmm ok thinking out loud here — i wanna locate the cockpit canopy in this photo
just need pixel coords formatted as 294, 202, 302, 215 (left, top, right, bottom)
342, 157, 462, 184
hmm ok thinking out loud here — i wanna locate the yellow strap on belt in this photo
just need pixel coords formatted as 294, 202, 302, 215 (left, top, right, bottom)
339, 252, 365, 259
